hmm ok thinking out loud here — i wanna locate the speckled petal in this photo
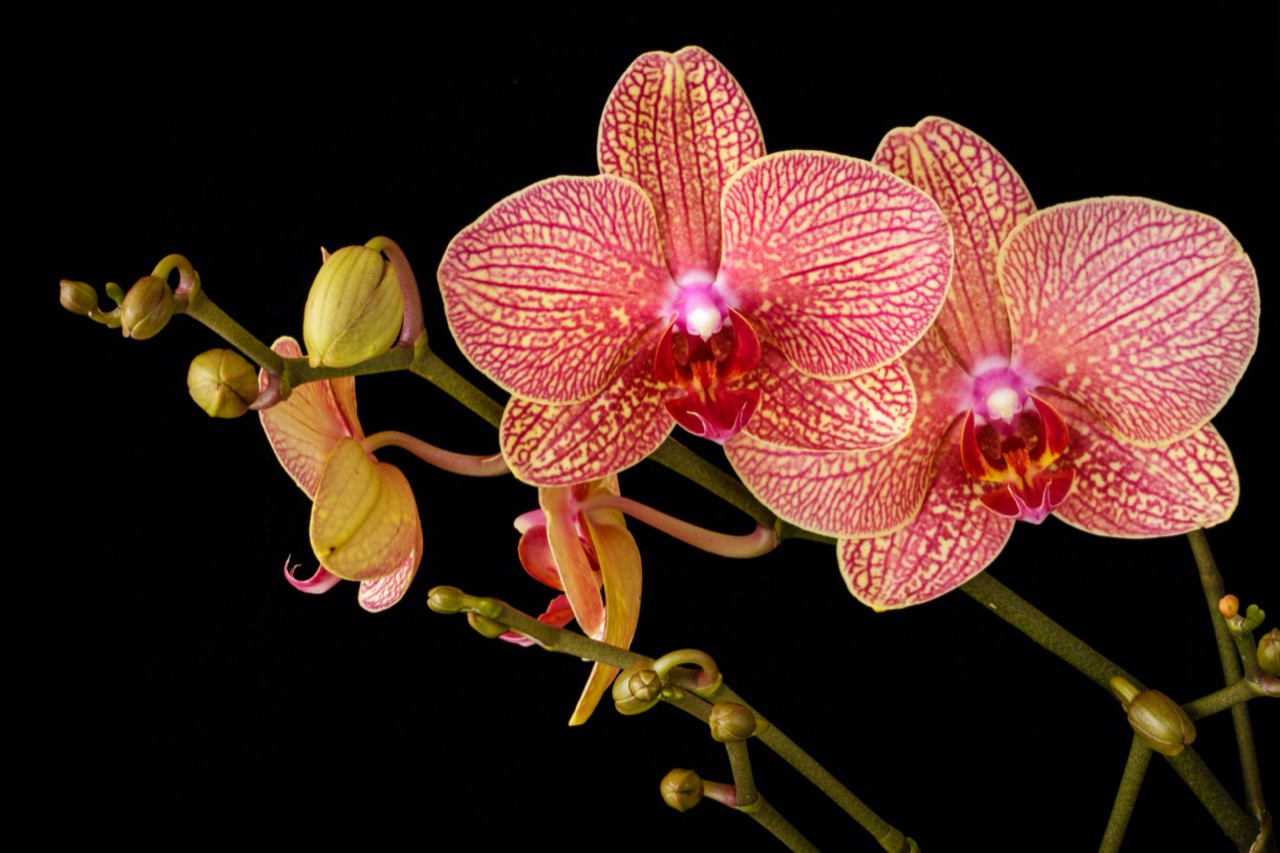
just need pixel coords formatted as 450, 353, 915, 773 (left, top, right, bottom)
599, 46, 764, 278
874, 117, 1034, 371
501, 326, 675, 486
438, 175, 672, 404
357, 533, 422, 613
1002, 198, 1258, 446
721, 151, 951, 377
839, 437, 1015, 610
1052, 398, 1239, 536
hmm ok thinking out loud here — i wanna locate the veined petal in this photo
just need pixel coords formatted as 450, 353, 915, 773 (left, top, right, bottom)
742, 343, 915, 451
259, 337, 360, 498
598, 46, 764, 278
839, 438, 1015, 610
357, 530, 422, 613
438, 175, 672, 404
1002, 198, 1259, 445
1052, 398, 1239, 536
310, 439, 421, 582
501, 326, 675, 486
721, 151, 952, 377
541, 486, 604, 641
874, 117, 1034, 371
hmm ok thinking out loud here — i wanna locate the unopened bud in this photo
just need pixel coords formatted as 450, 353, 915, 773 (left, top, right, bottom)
187, 349, 258, 418
427, 586, 467, 614
467, 611, 509, 638
120, 275, 175, 339
303, 245, 403, 367
1219, 594, 1239, 619
660, 768, 703, 812
612, 658, 661, 715
708, 702, 768, 742
1125, 690, 1197, 756
59, 280, 99, 316
1259, 629, 1280, 677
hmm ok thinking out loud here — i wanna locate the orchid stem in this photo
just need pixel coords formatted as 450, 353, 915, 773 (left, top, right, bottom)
1100, 735, 1152, 853
181, 289, 285, 375
724, 741, 760, 809
362, 431, 509, 477
410, 349, 504, 428
579, 493, 779, 558
1183, 679, 1262, 721
1168, 747, 1260, 851
735, 795, 818, 853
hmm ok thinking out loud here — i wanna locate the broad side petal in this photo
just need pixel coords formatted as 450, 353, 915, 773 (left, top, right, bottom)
839, 440, 1015, 610
1002, 198, 1259, 445
743, 343, 915, 451
259, 337, 359, 498
598, 46, 764, 278
357, 536, 422, 613
541, 486, 604, 641
874, 117, 1034, 371
438, 175, 672, 404
721, 151, 952, 377
501, 327, 675, 486
1053, 399, 1239, 536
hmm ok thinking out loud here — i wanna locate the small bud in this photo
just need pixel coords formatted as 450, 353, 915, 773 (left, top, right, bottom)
659, 769, 703, 813
1126, 690, 1196, 756
427, 586, 467, 614
1219, 594, 1239, 619
120, 275, 175, 339
187, 349, 258, 418
466, 611, 509, 638
708, 702, 768, 742
1259, 629, 1280, 677
59, 280, 99, 316
628, 669, 663, 703
612, 658, 661, 715
303, 245, 403, 368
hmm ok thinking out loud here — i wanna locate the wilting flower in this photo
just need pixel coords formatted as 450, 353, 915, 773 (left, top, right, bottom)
729, 117, 1258, 609
503, 477, 641, 725
260, 337, 422, 612
439, 46, 951, 485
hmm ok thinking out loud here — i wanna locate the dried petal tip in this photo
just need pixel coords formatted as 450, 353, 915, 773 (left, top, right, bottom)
660, 769, 704, 813
303, 244, 404, 368
188, 349, 258, 418
708, 702, 768, 742
59, 280, 99, 316
1219, 594, 1239, 619
120, 275, 174, 339
1258, 629, 1280, 677
1125, 690, 1196, 756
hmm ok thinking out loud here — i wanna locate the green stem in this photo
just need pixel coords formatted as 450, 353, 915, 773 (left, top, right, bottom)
1099, 736, 1152, 853
181, 289, 285, 374
1184, 679, 1264, 721
736, 795, 819, 853
1167, 747, 1260, 851
410, 350, 503, 428
288, 347, 414, 384
724, 740, 760, 809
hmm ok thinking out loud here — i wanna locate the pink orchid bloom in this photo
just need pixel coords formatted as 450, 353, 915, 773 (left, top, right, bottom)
501, 476, 642, 725
438, 47, 952, 486
729, 117, 1258, 609
260, 337, 423, 612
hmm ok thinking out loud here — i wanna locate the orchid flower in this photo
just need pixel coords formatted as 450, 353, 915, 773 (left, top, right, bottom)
438, 46, 952, 486
502, 477, 642, 725
728, 117, 1258, 609
260, 337, 423, 612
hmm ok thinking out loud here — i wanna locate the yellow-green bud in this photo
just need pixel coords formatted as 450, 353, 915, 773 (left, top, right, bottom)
1259, 629, 1280, 677
59, 280, 99, 316
302, 245, 403, 368
659, 769, 703, 812
466, 611, 509, 638
708, 702, 768, 742
612, 658, 661, 715
187, 349, 258, 418
120, 275, 175, 339
1125, 690, 1196, 756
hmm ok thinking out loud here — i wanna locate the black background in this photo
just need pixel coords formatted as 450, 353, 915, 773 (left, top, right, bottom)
31, 7, 1276, 850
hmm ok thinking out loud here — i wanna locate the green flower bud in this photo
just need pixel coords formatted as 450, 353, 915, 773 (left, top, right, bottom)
59, 280, 99, 316
1258, 628, 1280, 677
427, 586, 468, 614
187, 349, 258, 418
1126, 690, 1196, 756
120, 275, 175, 339
466, 611, 509, 638
659, 768, 703, 813
708, 702, 768, 742
303, 245, 403, 368
612, 658, 661, 715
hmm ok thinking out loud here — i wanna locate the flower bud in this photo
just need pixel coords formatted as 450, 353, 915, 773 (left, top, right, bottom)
120, 275, 175, 339
659, 768, 703, 812
708, 702, 768, 742
187, 349, 258, 418
1219, 594, 1239, 619
1125, 690, 1196, 756
59, 280, 99, 316
466, 611, 509, 638
303, 245, 403, 367
1259, 629, 1280, 677
612, 658, 661, 715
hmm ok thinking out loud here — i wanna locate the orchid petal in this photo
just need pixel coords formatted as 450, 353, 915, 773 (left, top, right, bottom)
720, 151, 952, 377
742, 343, 915, 451
541, 486, 604, 641
259, 337, 360, 498
517, 522, 563, 591
501, 326, 675, 486
357, 540, 422, 613
840, 437, 1014, 610
1051, 398, 1239, 536
310, 439, 421, 582
874, 116, 1035, 371
283, 560, 342, 595
1001, 198, 1259, 445
438, 175, 671, 404
598, 46, 764, 278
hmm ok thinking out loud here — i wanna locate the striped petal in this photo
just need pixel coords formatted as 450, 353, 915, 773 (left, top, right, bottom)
839, 436, 1015, 610
720, 151, 952, 378
541, 485, 604, 642
259, 336, 360, 498
356, 535, 422, 613
1001, 198, 1259, 446
874, 116, 1035, 371
438, 175, 672, 404
1052, 398, 1239, 537
598, 46, 764, 278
